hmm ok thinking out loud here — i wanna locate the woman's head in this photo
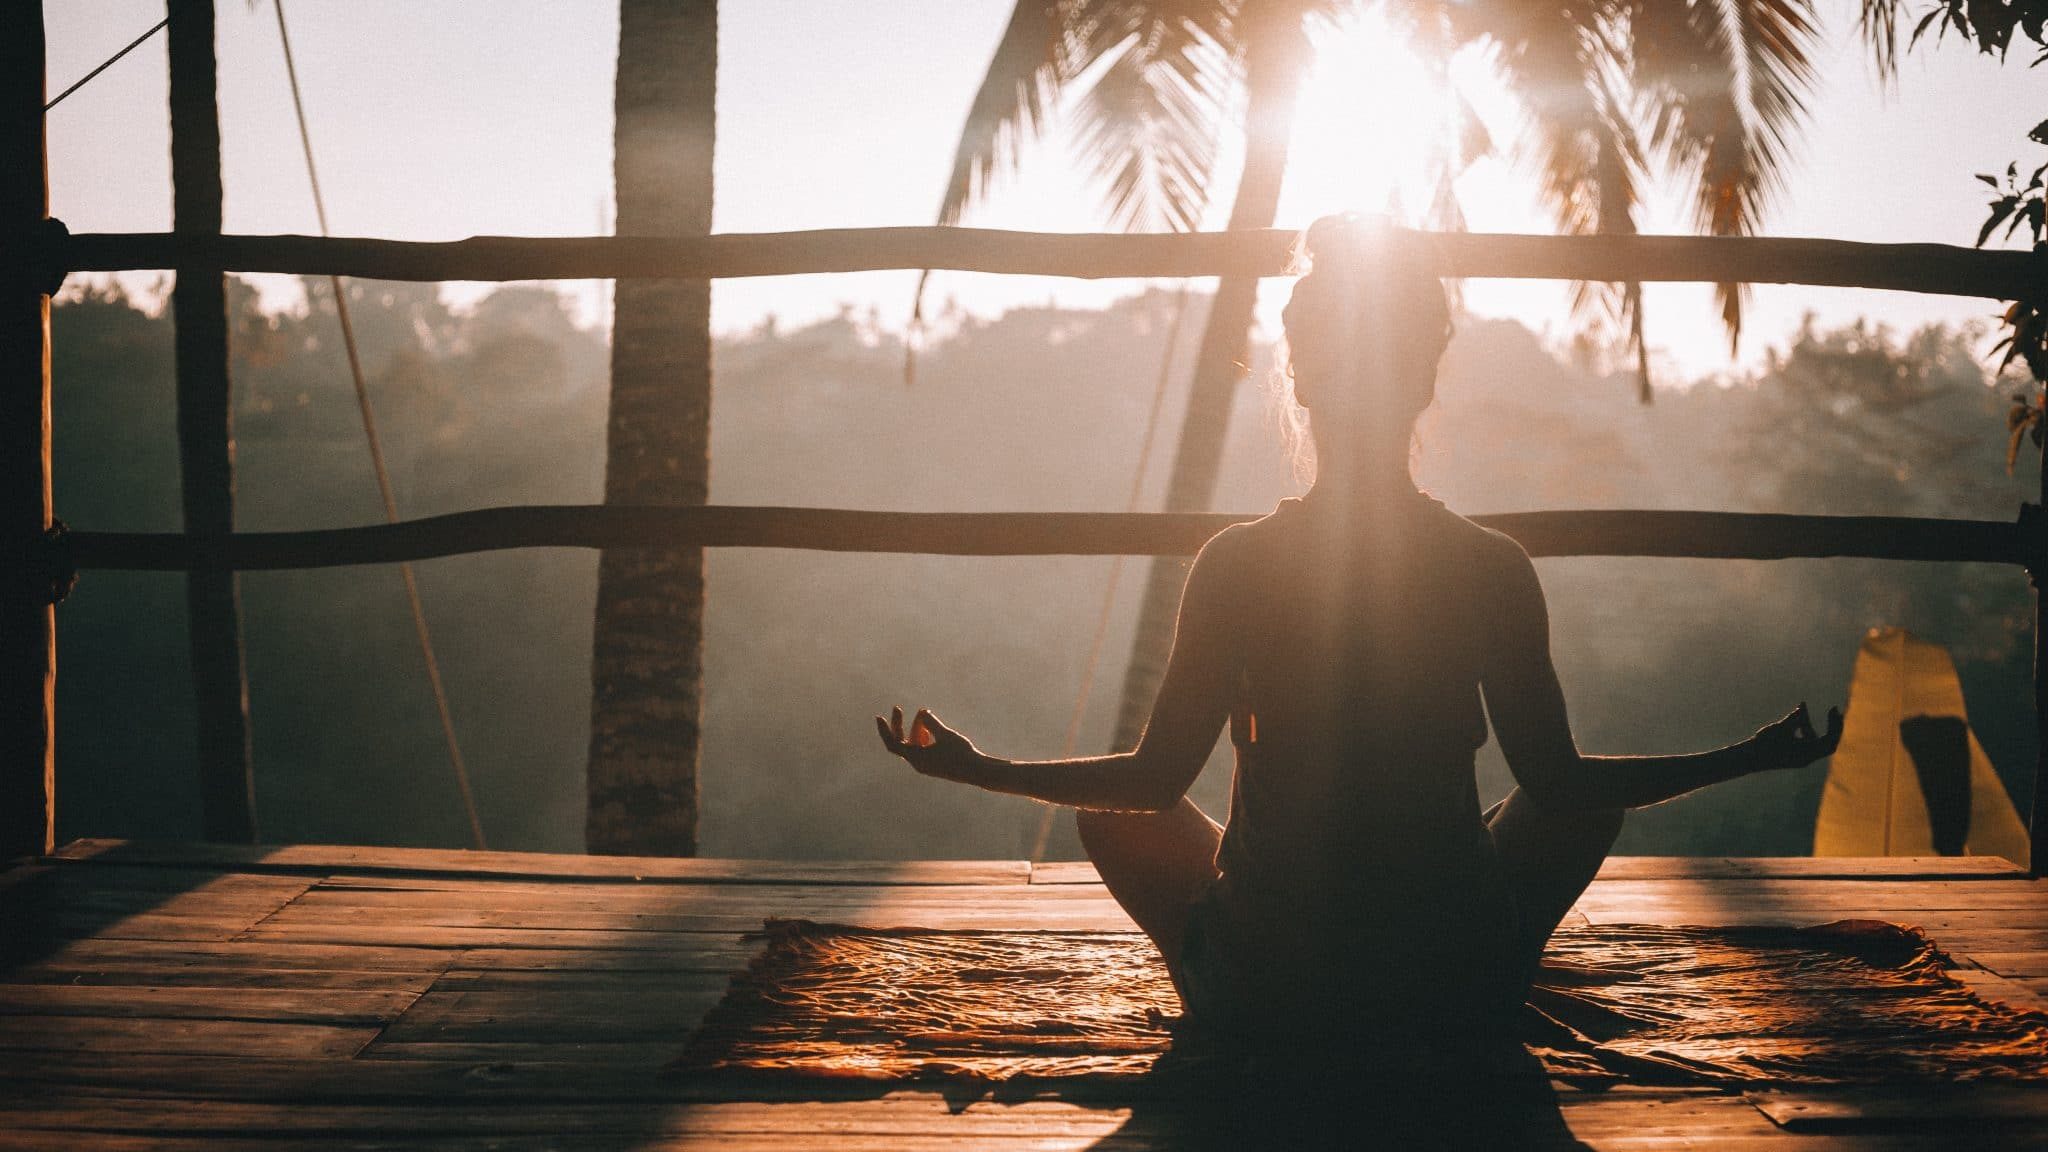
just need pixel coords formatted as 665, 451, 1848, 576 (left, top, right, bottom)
1277, 214, 1452, 487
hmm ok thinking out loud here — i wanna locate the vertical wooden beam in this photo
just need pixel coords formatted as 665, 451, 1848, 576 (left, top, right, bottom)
0, 5, 55, 859
168, 0, 255, 842
2033, 451, 2047, 876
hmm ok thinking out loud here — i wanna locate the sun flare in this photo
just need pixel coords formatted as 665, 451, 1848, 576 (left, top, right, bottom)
1285, 9, 1464, 226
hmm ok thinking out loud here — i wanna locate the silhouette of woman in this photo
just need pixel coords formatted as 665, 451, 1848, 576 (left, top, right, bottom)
877, 214, 1843, 1048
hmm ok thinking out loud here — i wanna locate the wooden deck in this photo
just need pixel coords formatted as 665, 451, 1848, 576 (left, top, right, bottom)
1, 839, 2044, 1149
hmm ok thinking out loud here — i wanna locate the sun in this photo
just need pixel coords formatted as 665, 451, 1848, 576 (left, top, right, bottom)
1282, 8, 1465, 227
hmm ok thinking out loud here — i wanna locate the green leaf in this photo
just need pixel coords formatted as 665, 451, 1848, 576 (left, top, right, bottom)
1978, 199, 2017, 247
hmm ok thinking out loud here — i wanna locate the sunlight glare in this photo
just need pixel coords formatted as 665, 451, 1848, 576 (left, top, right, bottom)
1285, 9, 1458, 226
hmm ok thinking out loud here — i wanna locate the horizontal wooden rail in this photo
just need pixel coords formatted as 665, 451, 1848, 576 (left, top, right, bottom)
55, 228, 2048, 299
60, 505, 2034, 570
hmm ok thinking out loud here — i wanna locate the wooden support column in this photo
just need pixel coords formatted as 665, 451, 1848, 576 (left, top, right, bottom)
168, 0, 255, 842
2034, 458, 2048, 877
0, 6, 54, 859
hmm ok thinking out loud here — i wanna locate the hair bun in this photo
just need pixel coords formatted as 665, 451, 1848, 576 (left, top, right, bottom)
1301, 213, 1437, 280
1289, 214, 1452, 342
1302, 212, 1390, 266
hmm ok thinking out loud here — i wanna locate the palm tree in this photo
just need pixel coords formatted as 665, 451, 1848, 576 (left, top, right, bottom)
933, 1, 1833, 760
169, 0, 257, 842
588, 0, 717, 856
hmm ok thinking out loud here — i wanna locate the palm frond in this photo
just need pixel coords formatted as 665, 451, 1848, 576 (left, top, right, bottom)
914, 1, 1240, 384
1477, 1, 1651, 396
1456, 91, 1495, 171
1404, 4, 1487, 307
1483, 6, 1637, 234
935, 0, 1071, 227
1627, 0, 1819, 351
1068, 3, 1235, 231
1724, 0, 1820, 344
1628, 0, 1747, 346
1858, 0, 1905, 81
913, 1, 1068, 385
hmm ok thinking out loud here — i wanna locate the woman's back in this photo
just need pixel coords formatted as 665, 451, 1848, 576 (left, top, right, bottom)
878, 216, 1841, 1053
1191, 492, 1527, 1031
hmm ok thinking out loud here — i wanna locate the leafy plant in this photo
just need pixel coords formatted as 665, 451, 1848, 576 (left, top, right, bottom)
1976, 120, 2048, 472
1868, 1, 2048, 460
1979, 154, 2048, 407
1978, 155, 2048, 250
1910, 0, 2048, 60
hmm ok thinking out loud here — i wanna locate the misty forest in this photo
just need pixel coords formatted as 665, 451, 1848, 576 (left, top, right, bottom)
51, 276, 2039, 859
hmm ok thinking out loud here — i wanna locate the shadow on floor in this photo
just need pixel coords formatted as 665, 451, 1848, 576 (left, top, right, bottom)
1073, 1041, 1592, 1151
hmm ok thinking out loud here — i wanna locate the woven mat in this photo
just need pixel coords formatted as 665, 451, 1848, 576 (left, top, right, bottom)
674, 920, 2048, 1086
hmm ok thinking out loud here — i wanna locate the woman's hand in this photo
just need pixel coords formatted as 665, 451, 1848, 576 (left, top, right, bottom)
875, 706, 988, 785
1751, 702, 1844, 772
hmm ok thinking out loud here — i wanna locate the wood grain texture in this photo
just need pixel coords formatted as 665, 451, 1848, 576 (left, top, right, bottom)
1, 846, 2042, 1149
1034, 856, 2032, 884
1749, 1087, 2048, 1128
52, 839, 1029, 885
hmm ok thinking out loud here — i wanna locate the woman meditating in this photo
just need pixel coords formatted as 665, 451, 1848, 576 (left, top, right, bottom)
876, 215, 1842, 1048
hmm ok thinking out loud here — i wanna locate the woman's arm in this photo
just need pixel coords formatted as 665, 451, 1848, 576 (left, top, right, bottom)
1479, 539, 1841, 811
876, 532, 1237, 812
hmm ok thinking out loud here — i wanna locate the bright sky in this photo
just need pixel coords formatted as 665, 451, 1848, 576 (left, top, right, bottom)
41, 0, 2048, 381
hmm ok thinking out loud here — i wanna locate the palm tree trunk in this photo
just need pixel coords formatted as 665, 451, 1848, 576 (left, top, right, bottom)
588, 0, 716, 856
1109, 15, 1309, 753
169, 0, 257, 842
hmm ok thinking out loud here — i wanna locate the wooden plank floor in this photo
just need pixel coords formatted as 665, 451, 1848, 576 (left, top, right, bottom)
0, 838, 2043, 1149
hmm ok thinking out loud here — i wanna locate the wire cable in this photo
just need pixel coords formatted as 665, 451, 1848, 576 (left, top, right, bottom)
46, 18, 169, 111
1027, 285, 1192, 861
272, 0, 486, 850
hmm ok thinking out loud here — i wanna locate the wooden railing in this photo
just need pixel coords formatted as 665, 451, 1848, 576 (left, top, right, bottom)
6, 4, 2046, 870
56, 507, 2039, 570
43, 227, 2045, 299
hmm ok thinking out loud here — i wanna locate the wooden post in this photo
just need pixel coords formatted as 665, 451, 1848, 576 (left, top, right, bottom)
2034, 441, 2048, 876
168, 0, 256, 842
0, 5, 54, 859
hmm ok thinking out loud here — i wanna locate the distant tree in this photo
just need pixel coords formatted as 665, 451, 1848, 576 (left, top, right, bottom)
1738, 319, 2025, 519
52, 279, 2031, 856
936, 1, 1838, 752
587, 0, 719, 856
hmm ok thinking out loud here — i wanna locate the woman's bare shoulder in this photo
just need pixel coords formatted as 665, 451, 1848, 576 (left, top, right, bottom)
1433, 503, 1540, 585
1186, 500, 1295, 585
1211, 498, 1298, 546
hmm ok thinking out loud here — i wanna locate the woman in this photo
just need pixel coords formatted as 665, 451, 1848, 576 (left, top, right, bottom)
876, 215, 1842, 1048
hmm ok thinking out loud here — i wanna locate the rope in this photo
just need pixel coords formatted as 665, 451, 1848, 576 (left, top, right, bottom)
272, 0, 486, 850
1027, 286, 1192, 861
45, 18, 168, 111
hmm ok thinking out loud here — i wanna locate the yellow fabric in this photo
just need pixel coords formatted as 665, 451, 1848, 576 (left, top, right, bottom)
1814, 628, 2030, 868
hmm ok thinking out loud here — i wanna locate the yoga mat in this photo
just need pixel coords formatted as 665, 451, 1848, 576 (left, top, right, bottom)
675, 920, 2048, 1086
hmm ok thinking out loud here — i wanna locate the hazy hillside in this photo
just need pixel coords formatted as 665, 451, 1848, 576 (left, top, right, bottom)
48, 280, 2039, 857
